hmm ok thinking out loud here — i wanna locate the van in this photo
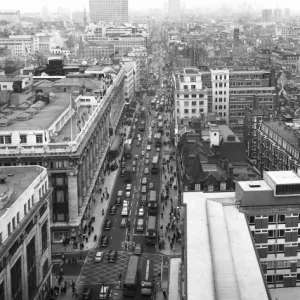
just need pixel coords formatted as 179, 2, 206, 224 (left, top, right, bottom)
108, 250, 117, 263
137, 218, 144, 232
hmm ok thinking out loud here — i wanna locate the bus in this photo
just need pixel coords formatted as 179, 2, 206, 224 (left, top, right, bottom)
148, 190, 157, 215
146, 216, 157, 246
139, 120, 146, 132
151, 99, 156, 109
158, 122, 163, 134
123, 255, 140, 297
124, 139, 133, 159
154, 133, 162, 147
141, 260, 154, 296
151, 155, 159, 174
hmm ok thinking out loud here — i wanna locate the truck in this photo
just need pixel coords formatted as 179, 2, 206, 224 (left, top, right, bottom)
124, 166, 132, 183
148, 191, 157, 215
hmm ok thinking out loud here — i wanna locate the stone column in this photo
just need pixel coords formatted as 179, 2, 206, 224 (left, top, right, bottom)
93, 139, 98, 167
67, 171, 79, 224
89, 147, 93, 180
5, 256, 12, 300
81, 158, 86, 198
85, 153, 89, 184
21, 242, 28, 300
77, 165, 82, 207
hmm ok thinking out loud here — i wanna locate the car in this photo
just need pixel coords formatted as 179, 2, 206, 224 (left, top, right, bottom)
121, 161, 126, 168
120, 169, 125, 177
145, 159, 150, 165
117, 190, 123, 197
146, 153, 150, 159
99, 236, 109, 247
134, 154, 139, 160
156, 147, 161, 152
123, 200, 129, 207
146, 145, 152, 151
120, 217, 128, 228
99, 285, 110, 300
122, 206, 129, 216
126, 184, 132, 191
136, 141, 141, 147
138, 207, 144, 216
104, 220, 111, 230
149, 182, 154, 190
142, 177, 148, 185
133, 166, 136, 173
81, 287, 93, 300
133, 160, 137, 167
141, 195, 147, 206
109, 206, 116, 215
144, 168, 149, 175
94, 251, 103, 263
134, 244, 142, 255
115, 197, 122, 206
162, 157, 167, 164
126, 191, 131, 198
141, 151, 145, 156
141, 185, 147, 194
108, 250, 117, 263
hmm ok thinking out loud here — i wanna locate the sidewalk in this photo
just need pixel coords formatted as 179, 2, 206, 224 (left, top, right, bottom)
51, 124, 132, 256
157, 124, 182, 256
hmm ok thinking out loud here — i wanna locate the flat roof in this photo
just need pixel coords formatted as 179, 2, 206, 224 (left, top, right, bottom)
237, 180, 272, 192
184, 192, 269, 300
0, 166, 42, 218
0, 92, 71, 131
266, 170, 300, 185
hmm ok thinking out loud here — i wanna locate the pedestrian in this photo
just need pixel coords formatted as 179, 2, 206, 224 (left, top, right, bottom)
162, 204, 165, 211
85, 237, 88, 243
164, 175, 167, 180
168, 235, 170, 242
161, 212, 164, 218
170, 197, 173, 204
101, 197, 103, 203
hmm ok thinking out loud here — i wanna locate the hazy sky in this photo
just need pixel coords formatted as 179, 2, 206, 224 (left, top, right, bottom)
1, 0, 299, 13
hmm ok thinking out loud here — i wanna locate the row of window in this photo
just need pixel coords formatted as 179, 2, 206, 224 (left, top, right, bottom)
214, 83, 227, 88
215, 98, 227, 103
249, 214, 297, 225
0, 135, 43, 145
180, 101, 205, 107
183, 84, 196, 90
179, 108, 204, 114
180, 94, 205, 99
215, 105, 226, 110
214, 75, 227, 80
214, 91, 227, 95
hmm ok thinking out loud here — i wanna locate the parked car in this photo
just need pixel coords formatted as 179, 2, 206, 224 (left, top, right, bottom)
146, 145, 151, 151
115, 197, 122, 206
103, 220, 111, 230
142, 177, 147, 185
120, 169, 125, 177
145, 153, 150, 159
99, 286, 110, 300
99, 236, 109, 247
81, 287, 93, 300
94, 252, 103, 263
109, 206, 116, 215
134, 244, 142, 255
122, 206, 129, 216
138, 207, 144, 216
149, 182, 154, 190
144, 168, 149, 175
134, 154, 139, 160
120, 217, 128, 228
141, 185, 147, 193
141, 195, 147, 206
126, 184, 132, 191
126, 191, 131, 198
136, 141, 141, 147
145, 159, 150, 165
117, 190, 123, 197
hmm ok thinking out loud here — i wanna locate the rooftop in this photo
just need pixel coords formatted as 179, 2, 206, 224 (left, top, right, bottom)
0, 92, 71, 131
267, 170, 300, 185
184, 191, 269, 300
0, 166, 43, 218
237, 180, 272, 192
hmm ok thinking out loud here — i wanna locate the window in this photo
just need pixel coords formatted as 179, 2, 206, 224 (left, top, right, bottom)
219, 105, 222, 109
190, 77, 196, 82
36, 135, 43, 143
249, 216, 255, 224
17, 212, 20, 224
191, 85, 196, 90
0, 135, 12, 144
215, 105, 217, 110
7, 223, 11, 235
184, 109, 189, 114
31, 195, 34, 206
177, 109, 179, 113
0, 232, 2, 245
268, 230, 275, 238
191, 101, 197, 106
219, 98, 222, 102
24, 203, 27, 215
277, 244, 284, 252
268, 215, 276, 223
191, 94, 197, 98
184, 101, 189, 107
279, 215, 285, 223
177, 101, 179, 106
199, 101, 204, 105
278, 229, 285, 237
219, 91, 223, 95
184, 94, 189, 98
192, 109, 196, 113
199, 108, 204, 113
183, 85, 188, 90
219, 83, 222, 87
208, 185, 214, 191
28, 199, 31, 210
195, 184, 201, 191
20, 135, 27, 144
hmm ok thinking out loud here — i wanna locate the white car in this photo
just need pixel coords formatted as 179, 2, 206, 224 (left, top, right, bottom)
123, 200, 129, 207
94, 251, 103, 263
146, 145, 152, 151
117, 190, 123, 197
126, 191, 131, 198
122, 207, 129, 216
126, 184, 132, 191
142, 177, 147, 185
138, 207, 144, 216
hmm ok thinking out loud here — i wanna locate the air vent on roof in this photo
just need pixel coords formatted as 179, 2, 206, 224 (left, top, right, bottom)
16, 112, 32, 121
249, 182, 261, 188
0, 176, 6, 184
0, 118, 11, 127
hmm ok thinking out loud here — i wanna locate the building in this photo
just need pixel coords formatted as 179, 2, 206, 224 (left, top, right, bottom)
262, 9, 272, 23
183, 190, 269, 300
256, 118, 300, 174
243, 107, 273, 160
271, 50, 300, 74
284, 8, 291, 18
168, 0, 180, 18
173, 68, 208, 123
0, 65, 126, 243
0, 10, 20, 23
89, 0, 128, 23
237, 171, 300, 288
274, 8, 282, 22
121, 59, 136, 103
0, 166, 52, 300
78, 44, 115, 60
275, 26, 300, 38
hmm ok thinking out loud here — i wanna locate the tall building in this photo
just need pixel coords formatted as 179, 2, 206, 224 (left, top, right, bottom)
262, 9, 272, 23
0, 166, 52, 300
168, 0, 180, 18
0, 10, 20, 23
89, 0, 128, 23
274, 8, 283, 22
284, 8, 291, 18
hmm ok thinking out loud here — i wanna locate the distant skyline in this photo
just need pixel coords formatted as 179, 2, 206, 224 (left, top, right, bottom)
0, 0, 298, 13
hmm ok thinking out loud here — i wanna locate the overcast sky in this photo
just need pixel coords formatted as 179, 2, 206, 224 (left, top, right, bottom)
1, 0, 299, 13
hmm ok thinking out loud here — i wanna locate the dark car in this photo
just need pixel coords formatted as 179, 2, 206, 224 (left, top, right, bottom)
109, 205, 116, 215
108, 250, 117, 263
99, 236, 109, 247
103, 220, 111, 230
81, 287, 92, 300
120, 169, 125, 177
141, 195, 147, 206
115, 197, 122, 206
